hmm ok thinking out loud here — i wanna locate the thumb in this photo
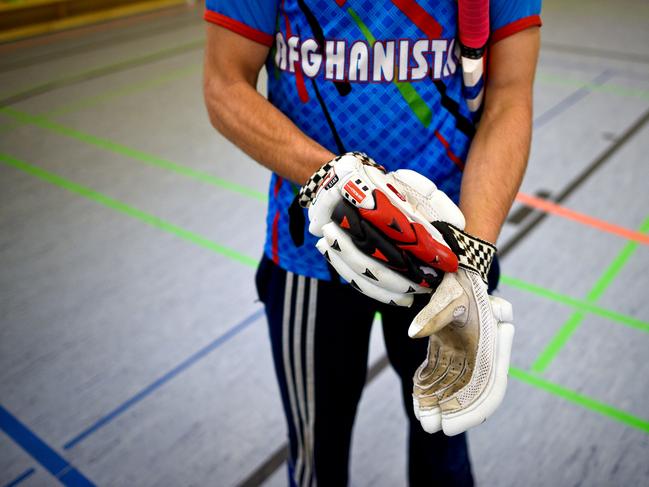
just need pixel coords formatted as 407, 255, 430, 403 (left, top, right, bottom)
408, 272, 468, 338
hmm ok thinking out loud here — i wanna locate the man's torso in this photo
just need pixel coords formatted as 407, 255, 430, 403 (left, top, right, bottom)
205, 0, 541, 279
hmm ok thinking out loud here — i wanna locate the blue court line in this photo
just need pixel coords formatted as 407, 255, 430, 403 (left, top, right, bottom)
0, 407, 94, 486
534, 70, 614, 129
3, 468, 36, 487
63, 308, 265, 450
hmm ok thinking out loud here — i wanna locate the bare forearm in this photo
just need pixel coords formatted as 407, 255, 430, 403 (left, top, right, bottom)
459, 28, 539, 244
204, 77, 333, 185
459, 102, 532, 244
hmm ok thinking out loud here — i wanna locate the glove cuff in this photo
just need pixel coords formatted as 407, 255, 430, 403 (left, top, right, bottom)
433, 222, 496, 283
298, 152, 383, 208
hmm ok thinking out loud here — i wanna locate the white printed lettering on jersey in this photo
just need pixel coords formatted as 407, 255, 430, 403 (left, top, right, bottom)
273, 33, 458, 83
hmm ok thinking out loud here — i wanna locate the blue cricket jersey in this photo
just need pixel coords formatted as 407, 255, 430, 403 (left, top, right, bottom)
205, 0, 542, 280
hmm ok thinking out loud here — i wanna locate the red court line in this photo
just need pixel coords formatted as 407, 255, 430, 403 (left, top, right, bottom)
515, 192, 649, 245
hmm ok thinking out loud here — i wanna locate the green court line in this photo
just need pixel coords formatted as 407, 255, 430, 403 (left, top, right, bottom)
536, 72, 649, 101
3, 54, 648, 364
47, 63, 202, 117
347, 7, 432, 127
0, 30, 644, 120
342, 15, 649, 124
0, 153, 258, 269
4, 149, 649, 437
0, 107, 268, 203
500, 275, 649, 333
531, 216, 649, 374
0, 23, 646, 438
585, 237, 642, 302
0, 39, 204, 105
5, 104, 648, 338
0, 63, 202, 135
510, 367, 649, 435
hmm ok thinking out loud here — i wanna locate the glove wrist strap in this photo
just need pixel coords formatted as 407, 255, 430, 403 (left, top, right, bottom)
433, 223, 496, 283
297, 152, 382, 208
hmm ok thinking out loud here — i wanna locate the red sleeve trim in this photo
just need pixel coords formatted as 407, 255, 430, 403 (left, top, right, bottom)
204, 10, 274, 47
490, 15, 542, 45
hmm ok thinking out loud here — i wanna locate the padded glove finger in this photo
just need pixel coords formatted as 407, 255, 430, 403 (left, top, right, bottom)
407, 223, 514, 436
315, 237, 414, 307
302, 152, 385, 237
411, 294, 514, 435
410, 269, 514, 436
301, 153, 459, 275
331, 199, 444, 289
391, 169, 465, 228
322, 222, 431, 295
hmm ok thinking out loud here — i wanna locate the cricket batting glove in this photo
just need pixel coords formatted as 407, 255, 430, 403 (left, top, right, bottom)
301, 156, 515, 434
408, 225, 515, 436
299, 153, 464, 306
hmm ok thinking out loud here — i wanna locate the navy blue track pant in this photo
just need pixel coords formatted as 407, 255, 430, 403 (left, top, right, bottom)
256, 255, 500, 487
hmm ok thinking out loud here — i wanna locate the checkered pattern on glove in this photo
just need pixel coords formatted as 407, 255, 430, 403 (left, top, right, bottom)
298, 152, 384, 208
432, 222, 496, 284
408, 224, 511, 437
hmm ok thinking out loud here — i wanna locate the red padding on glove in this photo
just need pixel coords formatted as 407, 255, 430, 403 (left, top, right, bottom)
359, 190, 459, 273
359, 191, 416, 243
402, 222, 458, 273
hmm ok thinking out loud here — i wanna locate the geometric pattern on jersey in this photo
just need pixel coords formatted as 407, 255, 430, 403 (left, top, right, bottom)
266, 0, 470, 280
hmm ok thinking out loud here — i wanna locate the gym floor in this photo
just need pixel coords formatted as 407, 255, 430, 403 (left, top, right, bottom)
1, 1, 648, 485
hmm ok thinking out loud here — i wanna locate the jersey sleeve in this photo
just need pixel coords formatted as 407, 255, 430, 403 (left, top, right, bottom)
490, 0, 542, 44
204, 0, 278, 47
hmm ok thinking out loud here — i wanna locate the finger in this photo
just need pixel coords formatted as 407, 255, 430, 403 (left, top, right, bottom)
408, 272, 467, 338
417, 404, 442, 433
322, 223, 430, 295
308, 183, 343, 237
308, 154, 379, 235
413, 387, 443, 433
413, 337, 445, 434
440, 320, 515, 436
489, 295, 513, 323
316, 238, 414, 307
414, 333, 465, 393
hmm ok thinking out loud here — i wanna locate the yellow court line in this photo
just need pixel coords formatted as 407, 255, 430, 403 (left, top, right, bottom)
0, 0, 188, 43
0, 0, 68, 13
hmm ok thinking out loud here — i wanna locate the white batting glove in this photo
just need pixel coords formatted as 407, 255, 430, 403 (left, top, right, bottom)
409, 224, 514, 436
299, 153, 463, 307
